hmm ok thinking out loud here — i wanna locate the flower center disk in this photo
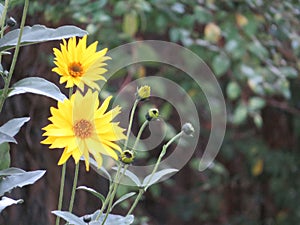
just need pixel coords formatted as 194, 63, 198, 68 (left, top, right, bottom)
73, 119, 93, 139
69, 62, 84, 77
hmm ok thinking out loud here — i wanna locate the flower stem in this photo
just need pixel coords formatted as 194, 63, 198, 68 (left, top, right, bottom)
68, 162, 79, 212
123, 100, 139, 150
132, 120, 149, 153
126, 131, 183, 215
0, 0, 29, 113
56, 163, 66, 225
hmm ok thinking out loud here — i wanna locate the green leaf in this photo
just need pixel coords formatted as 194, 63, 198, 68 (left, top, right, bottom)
253, 113, 263, 128
0, 197, 23, 213
278, 66, 298, 78
0, 25, 87, 51
52, 211, 85, 225
112, 167, 141, 187
77, 186, 105, 204
248, 40, 268, 59
0, 117, 30, 137
0, 170, 46, 196
142, 168, 178, 187
232, 102, 248, 125
212, 53, 230, 77
9, 77, 66, 102
0, 143, 10, 170
248, 97, 266, 111
111, 192, 136, 210
226, 81, 241, 100
123, 11, 138, 37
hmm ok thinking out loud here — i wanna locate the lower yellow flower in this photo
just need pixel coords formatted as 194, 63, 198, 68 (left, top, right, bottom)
41, 90, 126, 171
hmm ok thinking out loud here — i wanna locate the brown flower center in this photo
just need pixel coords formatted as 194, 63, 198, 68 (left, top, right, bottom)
69, 62, 84, 77
73, 119, 93, 139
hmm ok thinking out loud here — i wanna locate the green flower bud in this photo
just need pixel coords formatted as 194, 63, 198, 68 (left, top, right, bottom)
136, 85, 151, 100
181, 122, 194, 136
145, 108, 159, 121
120, 150, 135, 164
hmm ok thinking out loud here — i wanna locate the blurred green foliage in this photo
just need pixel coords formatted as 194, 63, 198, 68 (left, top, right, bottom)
10, 0, 300, 224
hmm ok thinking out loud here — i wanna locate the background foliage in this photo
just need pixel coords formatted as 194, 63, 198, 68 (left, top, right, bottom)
1, 0, 300, 224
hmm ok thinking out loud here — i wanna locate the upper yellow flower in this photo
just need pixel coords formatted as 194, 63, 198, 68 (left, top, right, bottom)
41, 90, 126, 171
52, 35, 110, 91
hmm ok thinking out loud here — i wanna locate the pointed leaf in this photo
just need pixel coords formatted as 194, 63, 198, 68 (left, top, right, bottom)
81, 210, 134, 225
0, 170, 46, 196
142, 168, 178, 187
0, 117, 30, 137
0, 197, 23, 213
111, 192, 136, 210
112, 167, 141, 187
0, 25, 87, 51
9, 77, 66, 101
52, 211, 85, 225
77, 186, 105, 204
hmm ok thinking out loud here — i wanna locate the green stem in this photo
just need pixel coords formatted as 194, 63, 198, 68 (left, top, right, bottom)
126, 131, 183, 215
0, 0, 29, 113
123, 100, 139, 150
126, 188, 143, 216
56, 163, 66, 225
100, 164, 123, 224
0, 0, 9, 62
97, 181, 113, 220
132, 120, 149, 153
68, 162, 79, 212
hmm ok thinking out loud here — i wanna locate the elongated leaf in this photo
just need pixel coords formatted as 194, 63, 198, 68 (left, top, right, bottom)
142, 168, 178, 187
0, 117, 30, 137
0, 197, 23, 213
9, 77, 66, 101
0, 167, 25, 176
77, 186, 105, 204
0, 25, 87, 51
0, 170, 46, 196
111, 192, 136, 210
112, 167, 141, 187
52, 211, 85, 225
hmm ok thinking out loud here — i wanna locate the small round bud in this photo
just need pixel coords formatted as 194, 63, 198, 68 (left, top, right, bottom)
145, 108, 159, 121
6, 17, 17, 27
181, 123, 194, 136
136, 85, 151, 100
120, 150, 135, 164
83, 215, 92, 223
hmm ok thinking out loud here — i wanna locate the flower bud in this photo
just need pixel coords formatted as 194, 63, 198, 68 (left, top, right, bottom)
145, 108, 159, 121
6, 17, 16, 27
120, 150, 135, 164
136, 85, 151, 100
181, 123, 194, 136
83, 215, 92, 223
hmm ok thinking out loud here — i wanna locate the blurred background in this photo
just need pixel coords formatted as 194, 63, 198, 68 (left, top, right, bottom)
1, 0, 300, 224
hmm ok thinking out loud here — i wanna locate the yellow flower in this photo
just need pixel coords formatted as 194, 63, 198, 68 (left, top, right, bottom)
41, 90, 126, 171
136, 85, 151, 100
52, 35, 110, 91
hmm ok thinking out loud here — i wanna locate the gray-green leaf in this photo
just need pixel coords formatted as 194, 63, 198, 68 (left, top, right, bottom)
111, 192, 136, 210
0, 197, 23, 213
9, 77, 66, 102
0, 25, 87, 51
77, 186, 105, 204
142, 168, 178, 187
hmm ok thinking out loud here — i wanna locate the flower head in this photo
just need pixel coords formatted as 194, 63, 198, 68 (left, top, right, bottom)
145, 108, 159, 121
52, 35, 110, 91
120, 150, 135, 164
41, 90, 126, 171
136, 85, 151, 100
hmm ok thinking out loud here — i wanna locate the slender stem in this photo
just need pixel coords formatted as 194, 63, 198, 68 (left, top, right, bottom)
132, 120, 149, 153
56, 163, 67, 225
68, 162, 79, 212
97, 181, 113, 219
126, 188, 143, 216
0, 0, 9, 62
126, 131, 183, 215
100, 164, 123, 224
0, 0, 29, 113
123, 100, 139, 150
